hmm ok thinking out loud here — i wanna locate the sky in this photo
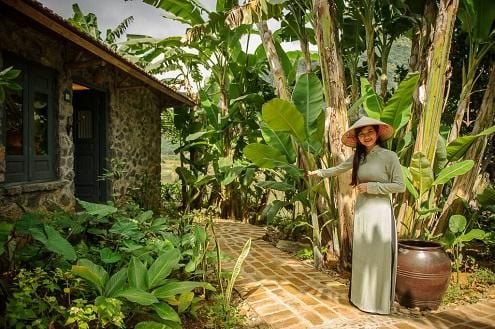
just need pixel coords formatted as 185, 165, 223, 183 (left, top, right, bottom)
38, 0, 279, 52
38, 0, 211, 38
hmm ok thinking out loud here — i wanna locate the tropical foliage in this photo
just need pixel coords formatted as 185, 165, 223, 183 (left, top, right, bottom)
116, 0, 495, 270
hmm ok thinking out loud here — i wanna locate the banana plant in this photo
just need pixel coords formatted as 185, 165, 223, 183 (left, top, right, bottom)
244, 72, 329, 269
68, 3, 134, 50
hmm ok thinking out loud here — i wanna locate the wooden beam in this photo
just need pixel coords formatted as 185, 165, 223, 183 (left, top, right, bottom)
1, 0, 195, 107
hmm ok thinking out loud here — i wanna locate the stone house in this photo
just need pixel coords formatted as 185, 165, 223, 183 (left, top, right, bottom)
0, 0, 193, 219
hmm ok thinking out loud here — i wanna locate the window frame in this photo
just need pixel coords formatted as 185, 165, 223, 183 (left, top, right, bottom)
2, 54, 56, 183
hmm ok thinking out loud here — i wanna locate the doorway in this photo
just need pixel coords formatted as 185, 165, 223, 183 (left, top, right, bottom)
72, 85, 107, 202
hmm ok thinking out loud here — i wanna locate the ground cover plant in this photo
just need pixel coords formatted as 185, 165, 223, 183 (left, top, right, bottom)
0, 201, 257, 328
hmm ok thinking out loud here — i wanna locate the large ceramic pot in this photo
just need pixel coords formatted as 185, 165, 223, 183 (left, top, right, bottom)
395, 239, 451, 310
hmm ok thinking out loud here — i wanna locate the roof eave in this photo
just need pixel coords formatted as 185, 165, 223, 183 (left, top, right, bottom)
1, 0, 195, 107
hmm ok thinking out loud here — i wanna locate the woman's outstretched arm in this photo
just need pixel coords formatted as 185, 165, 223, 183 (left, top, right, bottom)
307, 156, 353, 177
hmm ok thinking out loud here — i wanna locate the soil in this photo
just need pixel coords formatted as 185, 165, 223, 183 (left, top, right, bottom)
182, 291, 270, 329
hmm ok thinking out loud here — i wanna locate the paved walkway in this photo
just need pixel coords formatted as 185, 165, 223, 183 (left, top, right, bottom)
215, 221, 495, 329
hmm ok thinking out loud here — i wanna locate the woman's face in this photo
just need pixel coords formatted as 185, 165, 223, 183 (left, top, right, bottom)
357, 125, 378, 150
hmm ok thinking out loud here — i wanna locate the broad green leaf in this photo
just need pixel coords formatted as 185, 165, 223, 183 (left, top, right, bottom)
194, 174, 215, 188
185, 131, 212, 141
77, 199, 117, 219
361, 78, 383, 119
381, 73, 419, 132
459, 229, 486, 243
194, 226, 207, 244
100, 247, 121, 264
178, 291, 194, 314
109, 220, 141, 238
72, 259, 109, 295
117, 288, 158, 305
153, 281, 215, 299
128, 257, 148, 290
401, 166, 419, 199
147, 248, 181, 289
261, 200, 286, 224
262, 98, 307, 142
30, 225, 76, 261
135, 210, 154, 223
152, 303, 181, 323
447, 125, 495, 161
256, 181, 294, 192
409, 152, 434, 194
434, 134, 448, 175
449, 215, 467, 233
105, 268, 127, 297
433, 160, 474, 185
144, 0, 205, 26
292, 73, 324, 135
261, 124, 296, 163
439, 231, 456, 248
29, 227, 47, 244
244, 143, 288, 168
44, 225, 77, 260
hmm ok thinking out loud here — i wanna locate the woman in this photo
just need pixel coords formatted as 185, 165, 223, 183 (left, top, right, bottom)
308, 116, 405, 314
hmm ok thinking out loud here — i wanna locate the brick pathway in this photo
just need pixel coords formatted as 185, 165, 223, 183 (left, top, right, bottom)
215, 220, 495, 329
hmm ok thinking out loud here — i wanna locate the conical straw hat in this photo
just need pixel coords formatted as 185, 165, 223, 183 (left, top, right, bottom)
341, 116, 394, 147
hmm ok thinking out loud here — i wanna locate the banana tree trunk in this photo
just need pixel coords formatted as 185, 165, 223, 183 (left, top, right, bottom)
397, 2, 436, 237
380, 43, 391, 99
300, 37, 312, 73
257, 21, 290, 100
313, 0, 355, 270
413, 0, 459, 164
435, 63, 495, 233
365, 26, 376, 88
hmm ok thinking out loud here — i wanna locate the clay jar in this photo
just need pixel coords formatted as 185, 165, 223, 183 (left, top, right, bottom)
395, 240, 451, 310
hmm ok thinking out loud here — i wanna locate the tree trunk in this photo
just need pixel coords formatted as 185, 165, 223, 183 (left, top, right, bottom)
397, 2, 437, 237
380, 43, 391, 99
313, 0, 355, 270
300, 37, 312, 73
413, 0, 459, 164
257, 21, 290, 100
364, 13, 376, 88
435, 63, 495, 233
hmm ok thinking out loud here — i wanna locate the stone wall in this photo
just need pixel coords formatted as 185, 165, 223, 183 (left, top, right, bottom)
111, 86, 162, 209
0, 12, 75, 219
71, 66, 163, 210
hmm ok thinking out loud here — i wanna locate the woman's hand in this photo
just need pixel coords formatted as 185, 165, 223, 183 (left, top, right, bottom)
306, 170, 319, 177
356, 183, 368, 193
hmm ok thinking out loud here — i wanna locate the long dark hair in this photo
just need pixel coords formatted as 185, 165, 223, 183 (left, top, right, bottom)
351, 125, 380, 186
